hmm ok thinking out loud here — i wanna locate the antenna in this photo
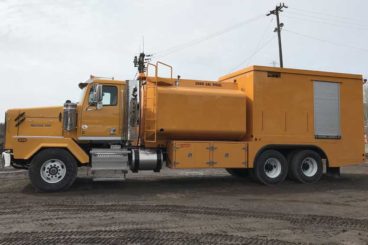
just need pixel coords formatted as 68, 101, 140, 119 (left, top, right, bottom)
133, 37, 153, 74
133, 52, 153, 74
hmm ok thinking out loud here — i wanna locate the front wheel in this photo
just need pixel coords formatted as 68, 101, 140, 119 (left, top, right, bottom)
253, 150, 288, 185
29, 149, 78, 192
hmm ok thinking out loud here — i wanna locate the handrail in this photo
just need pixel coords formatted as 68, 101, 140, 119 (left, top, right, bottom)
155, 61, 173, 80
145, 63, 157, 79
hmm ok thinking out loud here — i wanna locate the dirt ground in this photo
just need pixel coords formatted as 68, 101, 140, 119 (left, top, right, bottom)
1, 164, 368, 244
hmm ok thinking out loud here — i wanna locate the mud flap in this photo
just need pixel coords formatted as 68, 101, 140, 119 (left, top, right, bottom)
326, 167, 340, 177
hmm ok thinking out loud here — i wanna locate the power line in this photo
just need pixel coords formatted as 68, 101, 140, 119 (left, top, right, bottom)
254, 17, 274, 51
284, 29, 368, 53
153, 14, 264, 58
230, 35, 276, 71
152, 14, 265, 59
242, 16, 274, 68
284, 14, 368, 31
287, 9, 368, 27
285, 11, 368, 30
289, 6, 367, 23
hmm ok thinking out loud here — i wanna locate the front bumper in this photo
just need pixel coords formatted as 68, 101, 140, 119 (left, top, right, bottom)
1, 151, 11, 168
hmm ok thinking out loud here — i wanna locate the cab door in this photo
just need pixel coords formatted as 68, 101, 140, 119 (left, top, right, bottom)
79, 84, 122, 140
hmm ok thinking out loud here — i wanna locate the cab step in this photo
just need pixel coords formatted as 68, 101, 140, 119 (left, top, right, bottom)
92, 170, 126, 182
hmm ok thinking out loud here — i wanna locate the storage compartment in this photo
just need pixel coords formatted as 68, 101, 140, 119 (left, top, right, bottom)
168, 141, 211, 168
219, 66, 364, 167
313, 81, 341, 139
212, 142, 247, 168
168, 141, 248, 169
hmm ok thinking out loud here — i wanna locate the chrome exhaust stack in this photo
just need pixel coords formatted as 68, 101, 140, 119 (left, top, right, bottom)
63, 101, 77, 131
123, 80, 140, 145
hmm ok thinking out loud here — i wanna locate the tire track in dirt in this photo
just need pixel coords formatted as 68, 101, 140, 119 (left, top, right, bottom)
0, 229, 299, 245
1, 203, 368, 231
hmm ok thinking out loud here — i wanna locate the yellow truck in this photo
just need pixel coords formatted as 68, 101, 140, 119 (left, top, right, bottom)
1, 54, 365, 191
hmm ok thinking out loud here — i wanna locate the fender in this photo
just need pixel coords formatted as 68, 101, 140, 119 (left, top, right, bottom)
11, 136, 89, 164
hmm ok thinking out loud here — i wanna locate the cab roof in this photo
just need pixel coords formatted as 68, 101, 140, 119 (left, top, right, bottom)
78, 76, 125, 89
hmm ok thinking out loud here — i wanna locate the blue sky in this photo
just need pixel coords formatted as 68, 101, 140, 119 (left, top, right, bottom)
0, 0, 367, 121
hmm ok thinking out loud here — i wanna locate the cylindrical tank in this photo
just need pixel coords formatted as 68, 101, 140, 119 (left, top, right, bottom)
155, 86, 246, 141
130, 149, 163, 172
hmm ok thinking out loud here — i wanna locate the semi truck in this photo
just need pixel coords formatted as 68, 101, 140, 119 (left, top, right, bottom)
1, 54, 365, 191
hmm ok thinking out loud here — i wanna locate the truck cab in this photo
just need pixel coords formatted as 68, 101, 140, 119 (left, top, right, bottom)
76, 79, 127, 141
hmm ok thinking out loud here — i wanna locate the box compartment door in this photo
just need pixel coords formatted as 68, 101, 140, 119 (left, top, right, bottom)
212, 142, 247, 168
171, 141, 211, 168
168, 141, 248, 169
314, 81, 341, 139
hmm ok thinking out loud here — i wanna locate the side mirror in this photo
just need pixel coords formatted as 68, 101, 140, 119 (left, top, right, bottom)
95, 84, 103, 109
95, 84, 103, 103
89, 84, 103, 109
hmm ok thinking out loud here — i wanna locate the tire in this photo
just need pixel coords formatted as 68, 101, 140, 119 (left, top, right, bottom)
289, 150, 323, 184
28, 149, 78, 192
226, 168, 248, 178
286, 150, 298, 180
253, 150, 288, 185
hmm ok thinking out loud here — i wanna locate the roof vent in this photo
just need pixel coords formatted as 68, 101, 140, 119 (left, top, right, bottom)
267, 72, 281, 78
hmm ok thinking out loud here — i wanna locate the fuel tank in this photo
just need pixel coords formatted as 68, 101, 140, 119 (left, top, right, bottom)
155, 86, 246, 141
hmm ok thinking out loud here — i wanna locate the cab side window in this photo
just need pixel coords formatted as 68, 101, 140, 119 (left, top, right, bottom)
88, 85, 118, 106
102, 86, 118, 106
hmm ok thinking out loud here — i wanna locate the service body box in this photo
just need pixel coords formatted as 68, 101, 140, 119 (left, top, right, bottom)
219, 66, 365, 167
168, 141, 248, 169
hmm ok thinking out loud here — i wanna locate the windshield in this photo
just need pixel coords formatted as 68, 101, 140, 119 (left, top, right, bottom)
78, 87, 87, 104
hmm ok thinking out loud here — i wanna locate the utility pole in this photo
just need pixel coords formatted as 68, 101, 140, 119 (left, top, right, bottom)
267, 3, 287, 68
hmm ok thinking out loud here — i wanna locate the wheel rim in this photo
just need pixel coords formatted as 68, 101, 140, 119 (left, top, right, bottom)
40, 159, 66, 184
264, 158, 282, 179
301, 157, 318, 177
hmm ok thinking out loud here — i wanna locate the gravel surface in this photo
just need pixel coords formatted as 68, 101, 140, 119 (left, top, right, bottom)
1, 165, 368, 244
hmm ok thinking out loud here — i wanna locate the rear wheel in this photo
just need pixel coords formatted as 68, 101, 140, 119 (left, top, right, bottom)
286, 150, 297, 180
289, 150, 323, 184
29, 149, 78, 192
226, 168, 248, 178
253, 150, 288, 185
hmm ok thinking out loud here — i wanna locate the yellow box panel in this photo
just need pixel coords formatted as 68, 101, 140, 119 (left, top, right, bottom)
171, 141, 211, 168
212, 142, 247, 168
168, 141, 248, 169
